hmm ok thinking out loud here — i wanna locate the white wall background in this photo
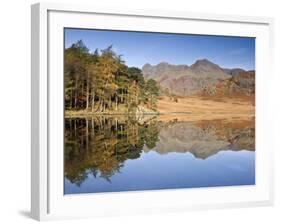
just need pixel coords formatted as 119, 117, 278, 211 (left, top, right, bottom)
0, 0, 280, 223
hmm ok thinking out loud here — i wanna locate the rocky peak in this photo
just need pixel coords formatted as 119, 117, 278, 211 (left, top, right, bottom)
191, 59, 221, 70
142, 63, 152, 70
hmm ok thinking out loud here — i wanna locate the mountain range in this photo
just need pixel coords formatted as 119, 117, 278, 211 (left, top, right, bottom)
142, 59, 255, 97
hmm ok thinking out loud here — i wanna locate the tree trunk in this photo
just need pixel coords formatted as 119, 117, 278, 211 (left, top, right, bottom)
115, 94, 118, 111
109, 97, 111, 110
135, 86, 139, 105
86, 75, 90, 110
70, 87, 73, 109
100, 99, 103, 112
91, 91, 95, 112
74, 76, 78, 109
91, 117, 95, 137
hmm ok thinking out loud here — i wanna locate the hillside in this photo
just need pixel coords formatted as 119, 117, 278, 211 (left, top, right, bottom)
142, 59, 255, 98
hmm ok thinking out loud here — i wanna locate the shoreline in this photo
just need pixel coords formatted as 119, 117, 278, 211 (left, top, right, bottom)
65, 96, 255, 121
64, 111, 255, 122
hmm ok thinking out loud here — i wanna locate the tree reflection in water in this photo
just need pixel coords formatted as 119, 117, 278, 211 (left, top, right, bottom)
64, 116, 160, 186
64, 116, 255, 186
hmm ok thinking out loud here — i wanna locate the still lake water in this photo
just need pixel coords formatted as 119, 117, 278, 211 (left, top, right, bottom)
64, 115, 255, 194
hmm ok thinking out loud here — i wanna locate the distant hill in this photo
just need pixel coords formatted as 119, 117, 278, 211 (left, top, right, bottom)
142, 59, 255, 97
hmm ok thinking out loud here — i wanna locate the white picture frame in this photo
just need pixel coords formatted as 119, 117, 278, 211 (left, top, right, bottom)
31, 2, 274, 221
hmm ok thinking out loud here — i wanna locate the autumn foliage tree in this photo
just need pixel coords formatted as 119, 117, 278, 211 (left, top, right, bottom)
64, 40, 160, 113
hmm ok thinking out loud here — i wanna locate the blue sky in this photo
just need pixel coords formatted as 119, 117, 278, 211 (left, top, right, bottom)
65, 28, 255, 70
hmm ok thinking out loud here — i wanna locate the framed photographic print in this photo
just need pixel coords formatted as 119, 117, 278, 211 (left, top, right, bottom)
31, 2, 274, 221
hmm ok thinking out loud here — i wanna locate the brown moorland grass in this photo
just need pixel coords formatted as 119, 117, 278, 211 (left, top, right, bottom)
156, 96, 254, 122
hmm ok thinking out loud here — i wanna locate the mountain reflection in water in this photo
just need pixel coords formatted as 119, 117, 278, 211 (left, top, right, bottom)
64, 115, 255, 194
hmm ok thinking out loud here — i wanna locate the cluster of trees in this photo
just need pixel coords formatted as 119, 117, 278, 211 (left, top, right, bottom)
65, 40, 160, 113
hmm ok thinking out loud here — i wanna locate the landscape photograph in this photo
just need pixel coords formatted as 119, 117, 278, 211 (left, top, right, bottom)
64, 28, 255, 194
